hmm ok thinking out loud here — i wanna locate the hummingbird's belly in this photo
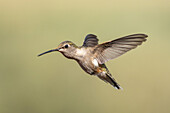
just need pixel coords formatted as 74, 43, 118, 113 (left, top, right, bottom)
77, 58, 98, 75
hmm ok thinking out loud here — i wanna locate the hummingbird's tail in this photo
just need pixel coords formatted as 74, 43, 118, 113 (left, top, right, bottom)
97, 72, 122, 90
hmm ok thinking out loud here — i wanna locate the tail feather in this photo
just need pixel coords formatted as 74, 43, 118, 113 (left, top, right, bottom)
97, 72, 122, 90
106, 73, 122, 90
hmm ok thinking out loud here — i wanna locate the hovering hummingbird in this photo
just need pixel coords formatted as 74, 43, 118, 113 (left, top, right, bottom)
38, 34, 148, 89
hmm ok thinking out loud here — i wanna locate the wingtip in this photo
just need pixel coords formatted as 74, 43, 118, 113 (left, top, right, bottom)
142, 34, 148, 38
128, 33, 148, 38
138, 34, 148, 38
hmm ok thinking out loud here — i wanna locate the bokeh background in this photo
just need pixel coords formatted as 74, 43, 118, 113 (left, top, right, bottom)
0, 0, 170, 113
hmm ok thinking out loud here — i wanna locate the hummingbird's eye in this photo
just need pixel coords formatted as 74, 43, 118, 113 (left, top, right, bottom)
65, 45, 69, 48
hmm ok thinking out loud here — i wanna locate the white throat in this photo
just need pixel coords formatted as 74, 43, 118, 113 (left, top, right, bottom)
76, 48, 86, 56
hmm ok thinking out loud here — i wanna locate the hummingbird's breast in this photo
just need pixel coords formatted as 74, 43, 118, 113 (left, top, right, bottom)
77, 58, 96, 75
75, 47, 99, 75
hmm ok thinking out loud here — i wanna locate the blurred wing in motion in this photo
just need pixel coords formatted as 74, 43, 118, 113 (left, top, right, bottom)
93, 34, 148, 64
83, 34, 99, 47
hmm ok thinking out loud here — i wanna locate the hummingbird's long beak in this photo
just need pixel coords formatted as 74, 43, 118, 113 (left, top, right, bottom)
38, 48, 59, 57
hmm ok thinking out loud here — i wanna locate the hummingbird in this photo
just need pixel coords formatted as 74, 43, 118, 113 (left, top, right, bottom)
38, 34, 148, 89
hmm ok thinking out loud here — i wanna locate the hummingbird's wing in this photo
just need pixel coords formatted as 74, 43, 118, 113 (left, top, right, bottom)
93, 34, 148, 64
83, 34, 99, 47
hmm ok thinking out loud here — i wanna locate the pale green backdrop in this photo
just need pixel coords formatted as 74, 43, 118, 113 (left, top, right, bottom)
0, 0, 170, 113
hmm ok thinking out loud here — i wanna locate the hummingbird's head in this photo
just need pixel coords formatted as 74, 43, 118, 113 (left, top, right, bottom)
38, 41, 77, 58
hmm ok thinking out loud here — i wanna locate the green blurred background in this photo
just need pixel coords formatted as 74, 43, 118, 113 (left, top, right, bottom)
0, 0, 170, 113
